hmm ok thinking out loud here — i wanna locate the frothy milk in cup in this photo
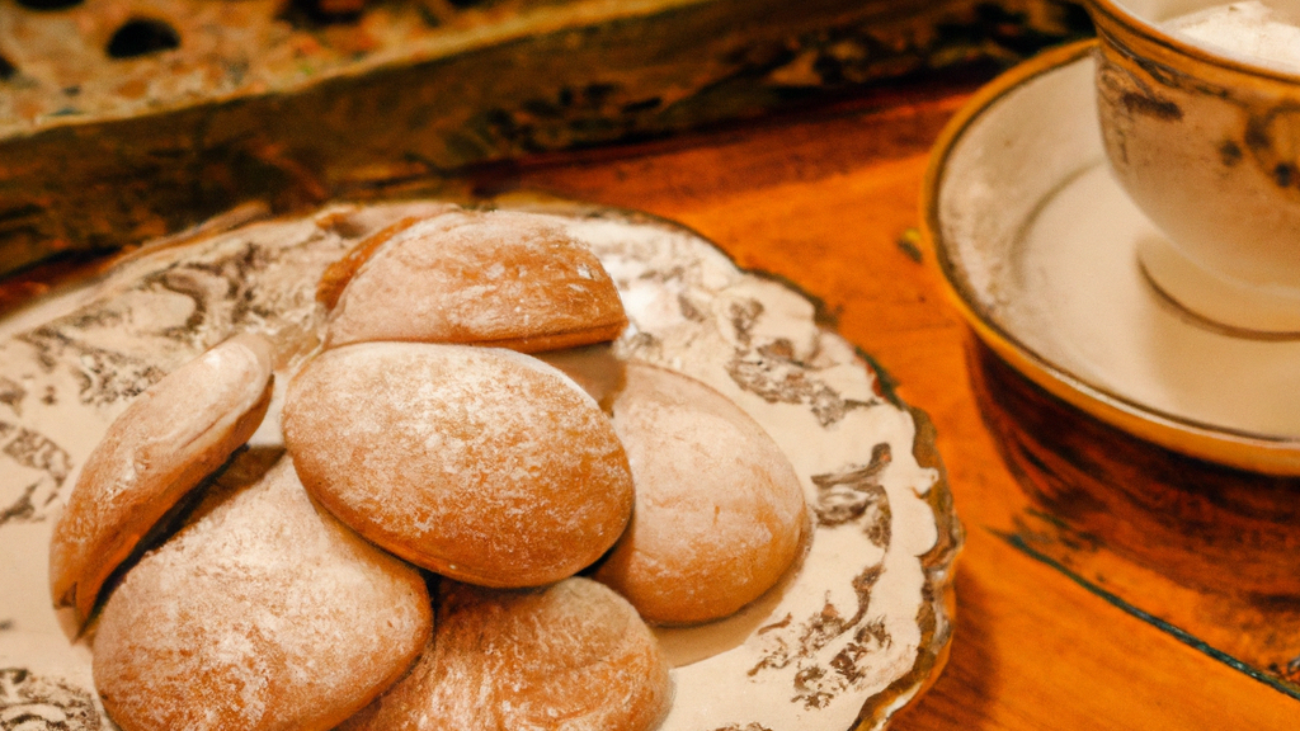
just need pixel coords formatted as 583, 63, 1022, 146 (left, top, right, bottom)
1167, 1, 1300, 74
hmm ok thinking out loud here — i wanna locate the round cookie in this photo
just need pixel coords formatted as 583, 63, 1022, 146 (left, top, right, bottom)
594, 363, 807, 625
92, 457, 432, 731
340, 577, 672, 731
50, 333, 275, 626
282, 341, 634, 587
323, 209, 627, 352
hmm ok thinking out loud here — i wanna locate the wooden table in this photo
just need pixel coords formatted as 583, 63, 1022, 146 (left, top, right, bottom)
6, 55, 1296, 730
456, 77, 1300, 729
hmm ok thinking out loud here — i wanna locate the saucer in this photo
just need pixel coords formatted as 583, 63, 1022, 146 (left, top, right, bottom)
924, 40, 1300, 475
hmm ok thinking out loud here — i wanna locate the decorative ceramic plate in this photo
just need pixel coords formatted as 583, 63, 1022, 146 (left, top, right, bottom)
925, 39, 1300, 475
0, 199, 959, 730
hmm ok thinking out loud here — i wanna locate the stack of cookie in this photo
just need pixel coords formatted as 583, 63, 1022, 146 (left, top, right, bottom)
48, 207, 809, 731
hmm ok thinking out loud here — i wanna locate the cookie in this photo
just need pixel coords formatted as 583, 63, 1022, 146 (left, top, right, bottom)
341, 577, 672, 731
92, 457, 432, 731
594, 363, 807, 624
49, 333, 275, 626
282, 341, 634, 587
323, 209, 627, 352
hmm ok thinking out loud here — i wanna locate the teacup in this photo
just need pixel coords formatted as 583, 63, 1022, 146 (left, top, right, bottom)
1087, 0, 1300, 333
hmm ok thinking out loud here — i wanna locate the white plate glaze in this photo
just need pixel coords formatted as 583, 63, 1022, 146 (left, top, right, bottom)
926, 40, 1300, 475
0, 200, 958, 730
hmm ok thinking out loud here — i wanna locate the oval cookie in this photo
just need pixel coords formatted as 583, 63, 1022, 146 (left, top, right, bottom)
49, 333, 274, 626
341, 577, 672, 731
92, 457, 432, 731
282, 342, 634, 587
324, 209, 627, 352
594, 363, 807, 624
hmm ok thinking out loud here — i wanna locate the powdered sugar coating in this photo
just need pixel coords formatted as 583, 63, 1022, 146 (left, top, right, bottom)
325, 209, 627, 351
282, 342, 634, 587
594, 363, 807, 624
341, 577, 672, 731
91, 457, 432, 731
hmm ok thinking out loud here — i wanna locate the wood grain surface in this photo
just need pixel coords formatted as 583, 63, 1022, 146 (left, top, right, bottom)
464, 80, 1300, 728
